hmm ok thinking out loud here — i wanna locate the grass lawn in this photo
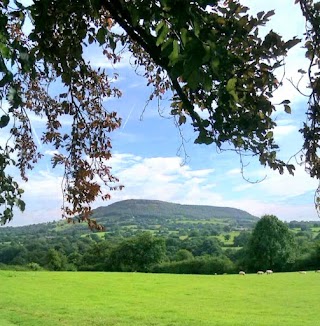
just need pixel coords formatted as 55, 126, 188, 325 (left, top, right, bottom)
0, 271, 319, 326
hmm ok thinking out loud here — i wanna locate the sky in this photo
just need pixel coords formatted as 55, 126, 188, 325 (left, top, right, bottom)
3, 0, 320, 226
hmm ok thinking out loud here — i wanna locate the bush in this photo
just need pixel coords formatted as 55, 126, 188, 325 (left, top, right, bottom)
0, 263, 30, 271
26, 262, 43, 271
152, 256, 236, 275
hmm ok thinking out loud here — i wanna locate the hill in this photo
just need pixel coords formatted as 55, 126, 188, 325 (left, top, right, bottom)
0, 199, 258, 238
91, 199, 258, 227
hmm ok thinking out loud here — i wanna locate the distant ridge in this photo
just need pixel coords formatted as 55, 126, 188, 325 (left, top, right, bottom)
92, 199, 258, 223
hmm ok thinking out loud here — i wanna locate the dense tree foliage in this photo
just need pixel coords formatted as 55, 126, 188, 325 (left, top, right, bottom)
1, 1, 320, 224
245, 215, 296, 272
109, 232, 166, 271
0, 214, 319, 273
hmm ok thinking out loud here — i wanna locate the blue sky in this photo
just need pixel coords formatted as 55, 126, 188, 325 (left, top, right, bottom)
3, 0, 320, 226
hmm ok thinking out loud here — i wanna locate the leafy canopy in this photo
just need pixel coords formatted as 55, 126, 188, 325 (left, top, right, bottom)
246, 215, 296, 271
0, 0, 319, 226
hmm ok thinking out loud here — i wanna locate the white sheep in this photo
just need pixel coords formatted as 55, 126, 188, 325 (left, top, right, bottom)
239, 271, 245, 275
257, 271, 264, 275
315, 270, 320, 273
266, 269, 273, 274
299, 271, 307, 274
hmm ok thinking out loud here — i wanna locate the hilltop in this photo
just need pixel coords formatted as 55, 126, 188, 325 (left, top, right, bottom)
93, 199, 257, 222
0, 199, 258, 239
92, 199, 258, 227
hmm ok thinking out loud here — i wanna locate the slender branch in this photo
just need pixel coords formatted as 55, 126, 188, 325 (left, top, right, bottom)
102, 0, 204, 130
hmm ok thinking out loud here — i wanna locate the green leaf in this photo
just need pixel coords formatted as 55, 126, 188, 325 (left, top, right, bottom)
266, 131, 273, 139
257, 11, 265, 20
195, 132, 214, 145
229, 90, 239, 102
7, 86, 22, 108
96, 27, 106, 45
298, 69, 306, 74
168, 40, 179, 65
0, 115, 10, 128
203, 74, 212, 91
130, 7, 139, 27
0, 71, 13, 87
287, 164, 295, 176
186, 70, 200, 90
264, 10, 275, 20
0, 43, 10, 59
226, 78, 237, 92
156, 24, 169, 46
285, 37, 301, 50
155, 21, 164, 33
15, 198, 26, 212
226, 78, 239, 102
178, 115, 186, 125
180, 28, 188, 46
211, 58, 219, 70
284, 105, 291, 114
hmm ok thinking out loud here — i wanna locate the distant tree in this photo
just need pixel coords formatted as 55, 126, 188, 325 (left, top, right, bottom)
192, 238, 222, 257
189, 230, 200, 238
223, 226, 231, 233
0, 244, 23, 264
110, 233, 166, 272
45, 249, 68, 271
233, 231, 251, 247
175, 249, 194, 262
79, 240, 114, 271
246, 215, 296, 272
27, 262, 43, 271
292, 241, 320, 271
224, 234, 231, 241
90, 233, 102, 242
153, 255, 235, 275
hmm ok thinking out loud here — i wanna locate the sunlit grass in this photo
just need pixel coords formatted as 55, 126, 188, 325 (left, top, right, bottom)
1, 271, 319, 326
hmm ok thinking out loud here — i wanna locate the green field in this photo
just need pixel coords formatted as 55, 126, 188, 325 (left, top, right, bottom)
0, 271, 319, 326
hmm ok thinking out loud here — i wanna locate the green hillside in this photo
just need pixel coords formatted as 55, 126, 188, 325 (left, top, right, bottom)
0, 199, 258, 241
92, 199, 258, 226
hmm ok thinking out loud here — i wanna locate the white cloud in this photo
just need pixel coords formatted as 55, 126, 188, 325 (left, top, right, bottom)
258, 165, 318, 199
226, 168, 241, 176
21, 170, 63, 199
101, 153, 318, 221
87, 50, 133, 70
273, 124, 297, 139
44, 150, 60, 156
223, 198, 318, 221
5, 151, 319, 226
233, 183, 254, 192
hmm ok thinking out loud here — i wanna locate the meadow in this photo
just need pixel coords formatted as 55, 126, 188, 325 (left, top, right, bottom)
0, 271, 319, 326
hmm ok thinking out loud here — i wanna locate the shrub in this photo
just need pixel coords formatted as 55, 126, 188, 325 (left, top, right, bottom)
26, 262, 43, 271
152, 256, 236, 275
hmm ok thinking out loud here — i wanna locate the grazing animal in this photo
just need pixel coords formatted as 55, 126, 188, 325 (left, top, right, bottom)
257, 271, 264, 275
315, 270, 320, 273
266, 270, 273, 274
239, 271, 245, 275
299, 271, 307, 274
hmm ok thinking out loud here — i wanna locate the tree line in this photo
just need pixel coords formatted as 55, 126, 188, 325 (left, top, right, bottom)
1, 215, 319, 274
